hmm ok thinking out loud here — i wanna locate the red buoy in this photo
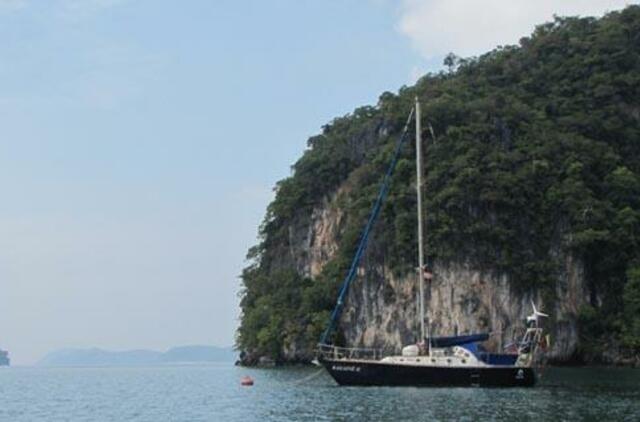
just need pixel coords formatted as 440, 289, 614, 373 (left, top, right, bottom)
240, 376, 254, 386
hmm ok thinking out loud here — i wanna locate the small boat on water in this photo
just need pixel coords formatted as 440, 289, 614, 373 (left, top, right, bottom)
316, 98, 548, 387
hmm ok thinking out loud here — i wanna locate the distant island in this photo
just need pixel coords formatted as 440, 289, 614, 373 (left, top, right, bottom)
0, 349, 9, 366
38, 345, 236, 366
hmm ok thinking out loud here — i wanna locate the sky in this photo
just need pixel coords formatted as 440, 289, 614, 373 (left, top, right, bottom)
0, 0, 635, 365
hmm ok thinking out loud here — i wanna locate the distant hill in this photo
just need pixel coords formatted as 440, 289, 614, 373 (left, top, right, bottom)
38, 345, 236, 366
160, 345, 235, 363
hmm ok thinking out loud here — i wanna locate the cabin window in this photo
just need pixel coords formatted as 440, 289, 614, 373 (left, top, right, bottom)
399, 358, 404, 362
416, 359, 420, 362
431, 359, 436, 363
447, 359, 451, 364
462, 359, 467, 364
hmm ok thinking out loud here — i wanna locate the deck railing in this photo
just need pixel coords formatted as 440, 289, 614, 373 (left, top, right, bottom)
317, 343, 385, 361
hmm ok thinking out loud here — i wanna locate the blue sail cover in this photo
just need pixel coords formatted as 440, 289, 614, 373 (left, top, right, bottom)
456, 339, 519, 366
430, 333, 519, 366
428, 333, 489, 348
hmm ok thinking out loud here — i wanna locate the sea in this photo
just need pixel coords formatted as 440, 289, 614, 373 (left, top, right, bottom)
0, 365, 638, 421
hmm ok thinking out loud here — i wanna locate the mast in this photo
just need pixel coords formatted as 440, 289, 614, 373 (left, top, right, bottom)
415, 96, 426, 346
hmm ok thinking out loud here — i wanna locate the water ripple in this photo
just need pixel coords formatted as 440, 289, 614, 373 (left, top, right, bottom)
0, 365, 638, 421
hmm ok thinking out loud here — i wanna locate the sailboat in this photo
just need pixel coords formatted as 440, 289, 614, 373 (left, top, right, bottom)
316, 98, 548, 387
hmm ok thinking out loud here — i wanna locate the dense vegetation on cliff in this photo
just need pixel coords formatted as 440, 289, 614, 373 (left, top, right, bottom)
237, 6, 640, 363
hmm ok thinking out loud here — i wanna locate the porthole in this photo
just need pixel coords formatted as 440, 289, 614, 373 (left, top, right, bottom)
431, 359, 436, 363
416, 359, 420, 362
447, 359, 451, 363
462, 359, 467, 364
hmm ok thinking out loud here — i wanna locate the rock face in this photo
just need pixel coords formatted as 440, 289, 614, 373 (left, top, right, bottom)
289, 188, 346, 279
345, 259, 587, 361
281, 191, 589, 363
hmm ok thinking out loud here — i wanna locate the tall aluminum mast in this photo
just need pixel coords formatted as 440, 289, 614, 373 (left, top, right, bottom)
415, 97, 426, 345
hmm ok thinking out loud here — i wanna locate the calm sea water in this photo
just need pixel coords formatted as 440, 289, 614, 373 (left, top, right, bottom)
0, 364, 638, 421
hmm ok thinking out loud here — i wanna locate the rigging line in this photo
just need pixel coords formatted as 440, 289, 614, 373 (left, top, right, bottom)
428, 123, 437, 144
290, 368, 325, 386
320, 107, 416, 345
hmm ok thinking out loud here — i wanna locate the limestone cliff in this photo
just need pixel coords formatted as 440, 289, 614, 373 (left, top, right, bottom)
274, 183, 588, 363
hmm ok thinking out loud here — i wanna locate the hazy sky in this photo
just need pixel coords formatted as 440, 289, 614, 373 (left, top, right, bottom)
0, 0, 634, 365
